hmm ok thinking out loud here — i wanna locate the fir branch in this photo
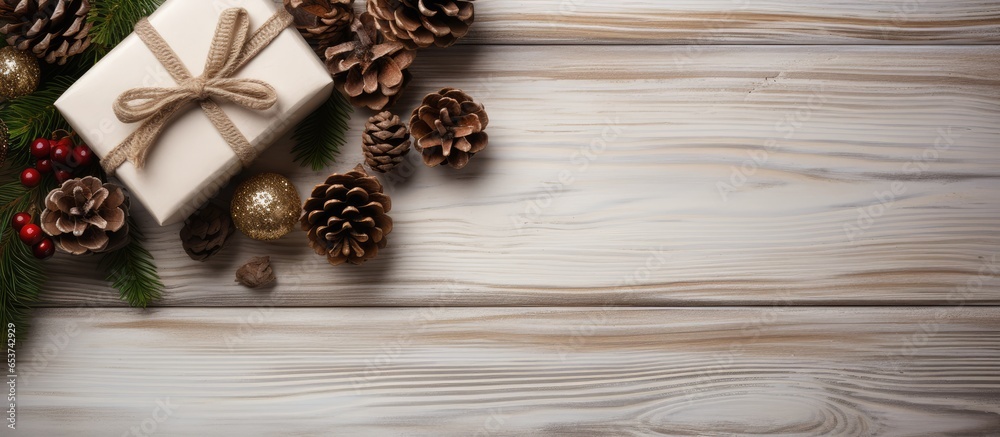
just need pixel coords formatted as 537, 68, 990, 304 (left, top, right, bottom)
0, 76, 75, 168
0, 181, 43, 340
0, 228, 44, 339
292, 92, 352, 171
0, 169, 28, 210
87, 0, 165, 52
99, 216, 164, 308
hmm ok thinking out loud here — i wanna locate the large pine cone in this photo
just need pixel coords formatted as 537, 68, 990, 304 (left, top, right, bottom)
410, 88, 488, 169
367, 0, 474, 49
40, 176, 130, 255
284, 0, 354, 55
180, 203, 234, 261
325, 12, 416, 111
0, 0, 93, 65
363, 111, 411, 173
301, 164, 393, 266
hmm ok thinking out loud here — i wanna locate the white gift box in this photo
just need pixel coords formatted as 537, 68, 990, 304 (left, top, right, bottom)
55, 0, 333, 225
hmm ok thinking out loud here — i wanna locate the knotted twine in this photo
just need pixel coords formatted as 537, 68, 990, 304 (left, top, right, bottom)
102, 7, 294, 174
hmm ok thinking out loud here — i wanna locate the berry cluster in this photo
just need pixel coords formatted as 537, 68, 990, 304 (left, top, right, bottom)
19, 134, 94, 188
9, 212, 54, 260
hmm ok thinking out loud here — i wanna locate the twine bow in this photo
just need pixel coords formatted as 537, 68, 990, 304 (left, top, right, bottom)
102, 7, 294, 174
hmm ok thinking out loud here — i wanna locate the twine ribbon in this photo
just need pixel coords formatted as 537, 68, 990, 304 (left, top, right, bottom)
102, 7, 293, 174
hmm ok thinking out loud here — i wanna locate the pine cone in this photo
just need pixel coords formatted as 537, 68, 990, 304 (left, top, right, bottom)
0, 0, 93, 65
410, 88, 489, 169
180, 204, 234, 261
40, 176, 130, 255
235, 256, 276, 288
363, 111, 411, 173
284, 0, 354, 55
367, 0, 474, 49
325, 12, 416, 111
301, 164, 393, 265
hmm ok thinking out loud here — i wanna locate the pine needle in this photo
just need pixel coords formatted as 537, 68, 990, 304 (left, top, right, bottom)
0, 228, 44, 339
0, 76, 75, 168
99, 217, 164, 308
292, 91, 353, 171
0, 181, 43, 340
88, 0, 165, 48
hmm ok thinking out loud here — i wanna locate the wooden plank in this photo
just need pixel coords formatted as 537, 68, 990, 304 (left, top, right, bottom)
12, 307, 1000, 435
343, 0, 1000, 45
38, 45, 1000, 307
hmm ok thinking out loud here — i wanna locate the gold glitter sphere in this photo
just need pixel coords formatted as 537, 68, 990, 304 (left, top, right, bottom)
0, 46, 40, 99
231, 173, 302, 241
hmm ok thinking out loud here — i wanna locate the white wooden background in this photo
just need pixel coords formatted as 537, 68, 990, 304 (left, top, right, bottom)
14, 0, 1000, 435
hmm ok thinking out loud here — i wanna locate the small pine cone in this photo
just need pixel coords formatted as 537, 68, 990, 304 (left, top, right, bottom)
40, 176, 130, 255
283, 0, 354, 55
367, 0, 474, 49
0, 0, 93, 65
179, 204, 234, 261
410, 88, 488, 169
301, 164, 393, 266
235, 256, 276, 288
325, 12, 416, 111
363, 111, 411, 173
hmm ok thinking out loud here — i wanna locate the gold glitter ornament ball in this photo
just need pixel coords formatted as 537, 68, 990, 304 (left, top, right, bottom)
0, 47, 40, 99
231, 173, 302, 241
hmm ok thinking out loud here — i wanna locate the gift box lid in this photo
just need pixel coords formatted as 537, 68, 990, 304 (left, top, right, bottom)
55, 0, 334, 226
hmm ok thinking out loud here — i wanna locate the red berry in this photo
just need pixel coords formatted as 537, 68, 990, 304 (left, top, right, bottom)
19, 224, 43, 245
10, 212, 31, 231
71, 144, 93, 167
33, 238, 55, 260
20, 168, 41, 187
54, 137, 73, 149
30, 138, 51, 159
55, 170, 72, 183
36, 159, 53, 173
50, 144, 71, 163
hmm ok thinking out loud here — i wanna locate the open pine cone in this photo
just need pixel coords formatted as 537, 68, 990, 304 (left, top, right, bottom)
410, 88, 489, 169
325, 12, 416, 111
301, 164, 393, 266
180, 203, 234, 261
367, 0, 474, 49
283, 0, 354, 55
363, 111, 411, 173
0, 0, 93, 65
40, 176, 130, 255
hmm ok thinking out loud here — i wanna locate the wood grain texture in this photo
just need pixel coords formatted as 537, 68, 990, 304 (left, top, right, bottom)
38, 45, 1000, 307
14, 307, 1000, 436
356, 0, 1000, 45
16, 3, 1000, 436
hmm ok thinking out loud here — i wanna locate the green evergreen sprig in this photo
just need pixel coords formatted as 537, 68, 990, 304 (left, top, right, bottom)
0, 228, 44, 338
99, 216, 163, 308
292, 92, 353, 171
0, 76, 74, 167
86, 0, 166, 60
0, 178, 44, 339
